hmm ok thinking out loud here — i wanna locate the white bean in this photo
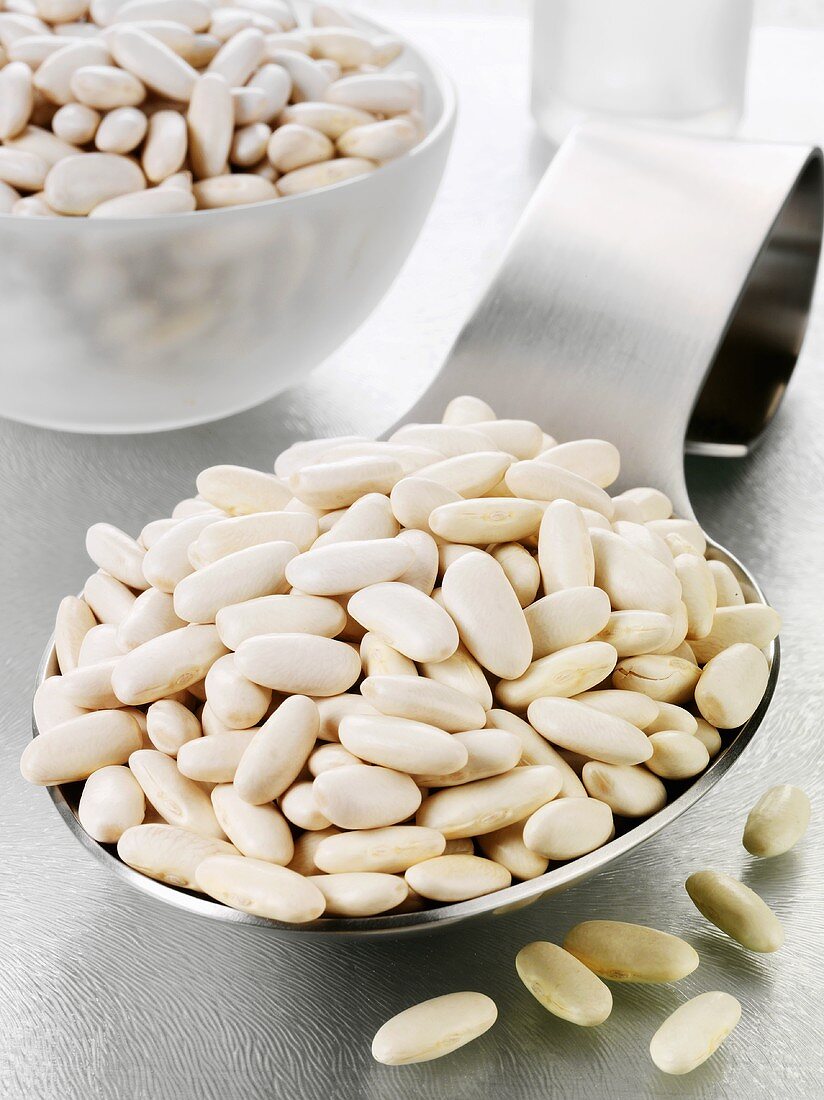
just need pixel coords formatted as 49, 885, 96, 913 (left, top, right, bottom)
371, 992, 497, 1066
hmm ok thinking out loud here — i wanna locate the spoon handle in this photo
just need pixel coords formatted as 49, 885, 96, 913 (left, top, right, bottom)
403, 123, 822, 520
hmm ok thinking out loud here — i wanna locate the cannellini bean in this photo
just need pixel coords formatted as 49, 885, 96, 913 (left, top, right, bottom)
648, 518, 706, 554
142, 512, 221, 591
233, 694, 318, 803
490, 542, 540, 608
193, 171, 279, 207
314, 492, 399, 546
515, 941, 613, 1026
142, 106, 186, 180
314, 825, 445, 874
563, 920, 699, 982
420, 643, 492, 711
33, 40, 110, 105
85, 522, 148, 589
372, 992, 497, 1066
308, 871, 407, 916
208, 784, 293, 865
476, 820, 548, 880
337, 115, 417, 160
313, 763, 422, 829
77, 624, 122, 667
528, 697, 651, 766
690, 603, 781, 664
339, 713, 468, 777
313, 692, 377, 742
112, 623, 227, 705
70, 62, 146, 108
694, 642, 770, 728
360, 633, 417, 678
307, 742, 360, 776
650, 991, 741, 1075
279, 99, 374, 138
83, 570, 136, 624
612, 486, 672, 522
285, 536, 413, 596
743, 784, 810, 858
693, 717, 722, 757
204, 653, 271, 728
575, 688, 659, 730
0, 181, 21, 212
417, 765, 561, 839
430, 498, 543, 545
110, 0, 211, 31
685, 869, 783, 951
266, 120, 332, 172
673, 552, 716, 639
347, 582, 458, 664
230, 120, 270, 166
360, 674, 485, 733
523, 797, 614, 860
485, 708, 586, 798
216, 593, 343, 650
51, 101, 99, 142
537, 500, 594, 593
194, 512, 317, 564
235, 633, 360, 695
441, 551, 532, 679
187, 71, 231, 178
78, 764, 145, 842
538, 439, 620, 488
129, 747, 224, 836
276, 154, 373, 194
441, 395, 495, 425
389, 476, 462, 532
596, 609, 674, 658
146, 698, 201, 754
45, 150, 145, 212
21, 710, 142, 784
177, 729, 256, 782
116, 587, 184, 651
60, 657, 120, 709
196, 853, 326, 922
0, 60, 33, 140
325, 71, 418, 114
612, 654, 701, 704
117, 823, 236, 889
268, 46, 329, 101
708, 559, 745, 607
109, 25, 197, 101
54, 595, 96, 675
280, 780, 332, 833
174, 541, 297, 623
405, 853, 510, 902
646, 730, 710, 779
506, 460, 613, 518
208, 25, 263, 84
495, 641, 618, 711
0, 146, 47, 189
526, 586, 611, 659
591, 529, 682, 614
582, 761, 667, 817
414, 728, 522, 788
33, 675, 88, 733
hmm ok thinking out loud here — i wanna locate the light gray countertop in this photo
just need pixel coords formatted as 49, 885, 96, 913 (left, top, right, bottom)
2, 8, 823, 1099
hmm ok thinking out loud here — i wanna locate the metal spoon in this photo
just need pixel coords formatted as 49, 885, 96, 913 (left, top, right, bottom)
35, 123, 823, 937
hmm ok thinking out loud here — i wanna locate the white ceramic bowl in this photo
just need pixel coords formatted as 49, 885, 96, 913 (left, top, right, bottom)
0, 13, 455, 433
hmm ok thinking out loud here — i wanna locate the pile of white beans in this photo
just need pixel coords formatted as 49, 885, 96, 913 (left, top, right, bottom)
372, 782, 810, 1074
22, 393, 782, 927
0, 1, 423, 216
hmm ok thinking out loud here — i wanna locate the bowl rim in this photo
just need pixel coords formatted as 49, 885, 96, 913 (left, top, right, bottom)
0, 7, 458, 226
33, 536, 779, 938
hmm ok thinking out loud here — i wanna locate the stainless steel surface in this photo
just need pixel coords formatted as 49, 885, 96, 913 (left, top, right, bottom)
34, 121, 816, 936
4, 9, 824, 1098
